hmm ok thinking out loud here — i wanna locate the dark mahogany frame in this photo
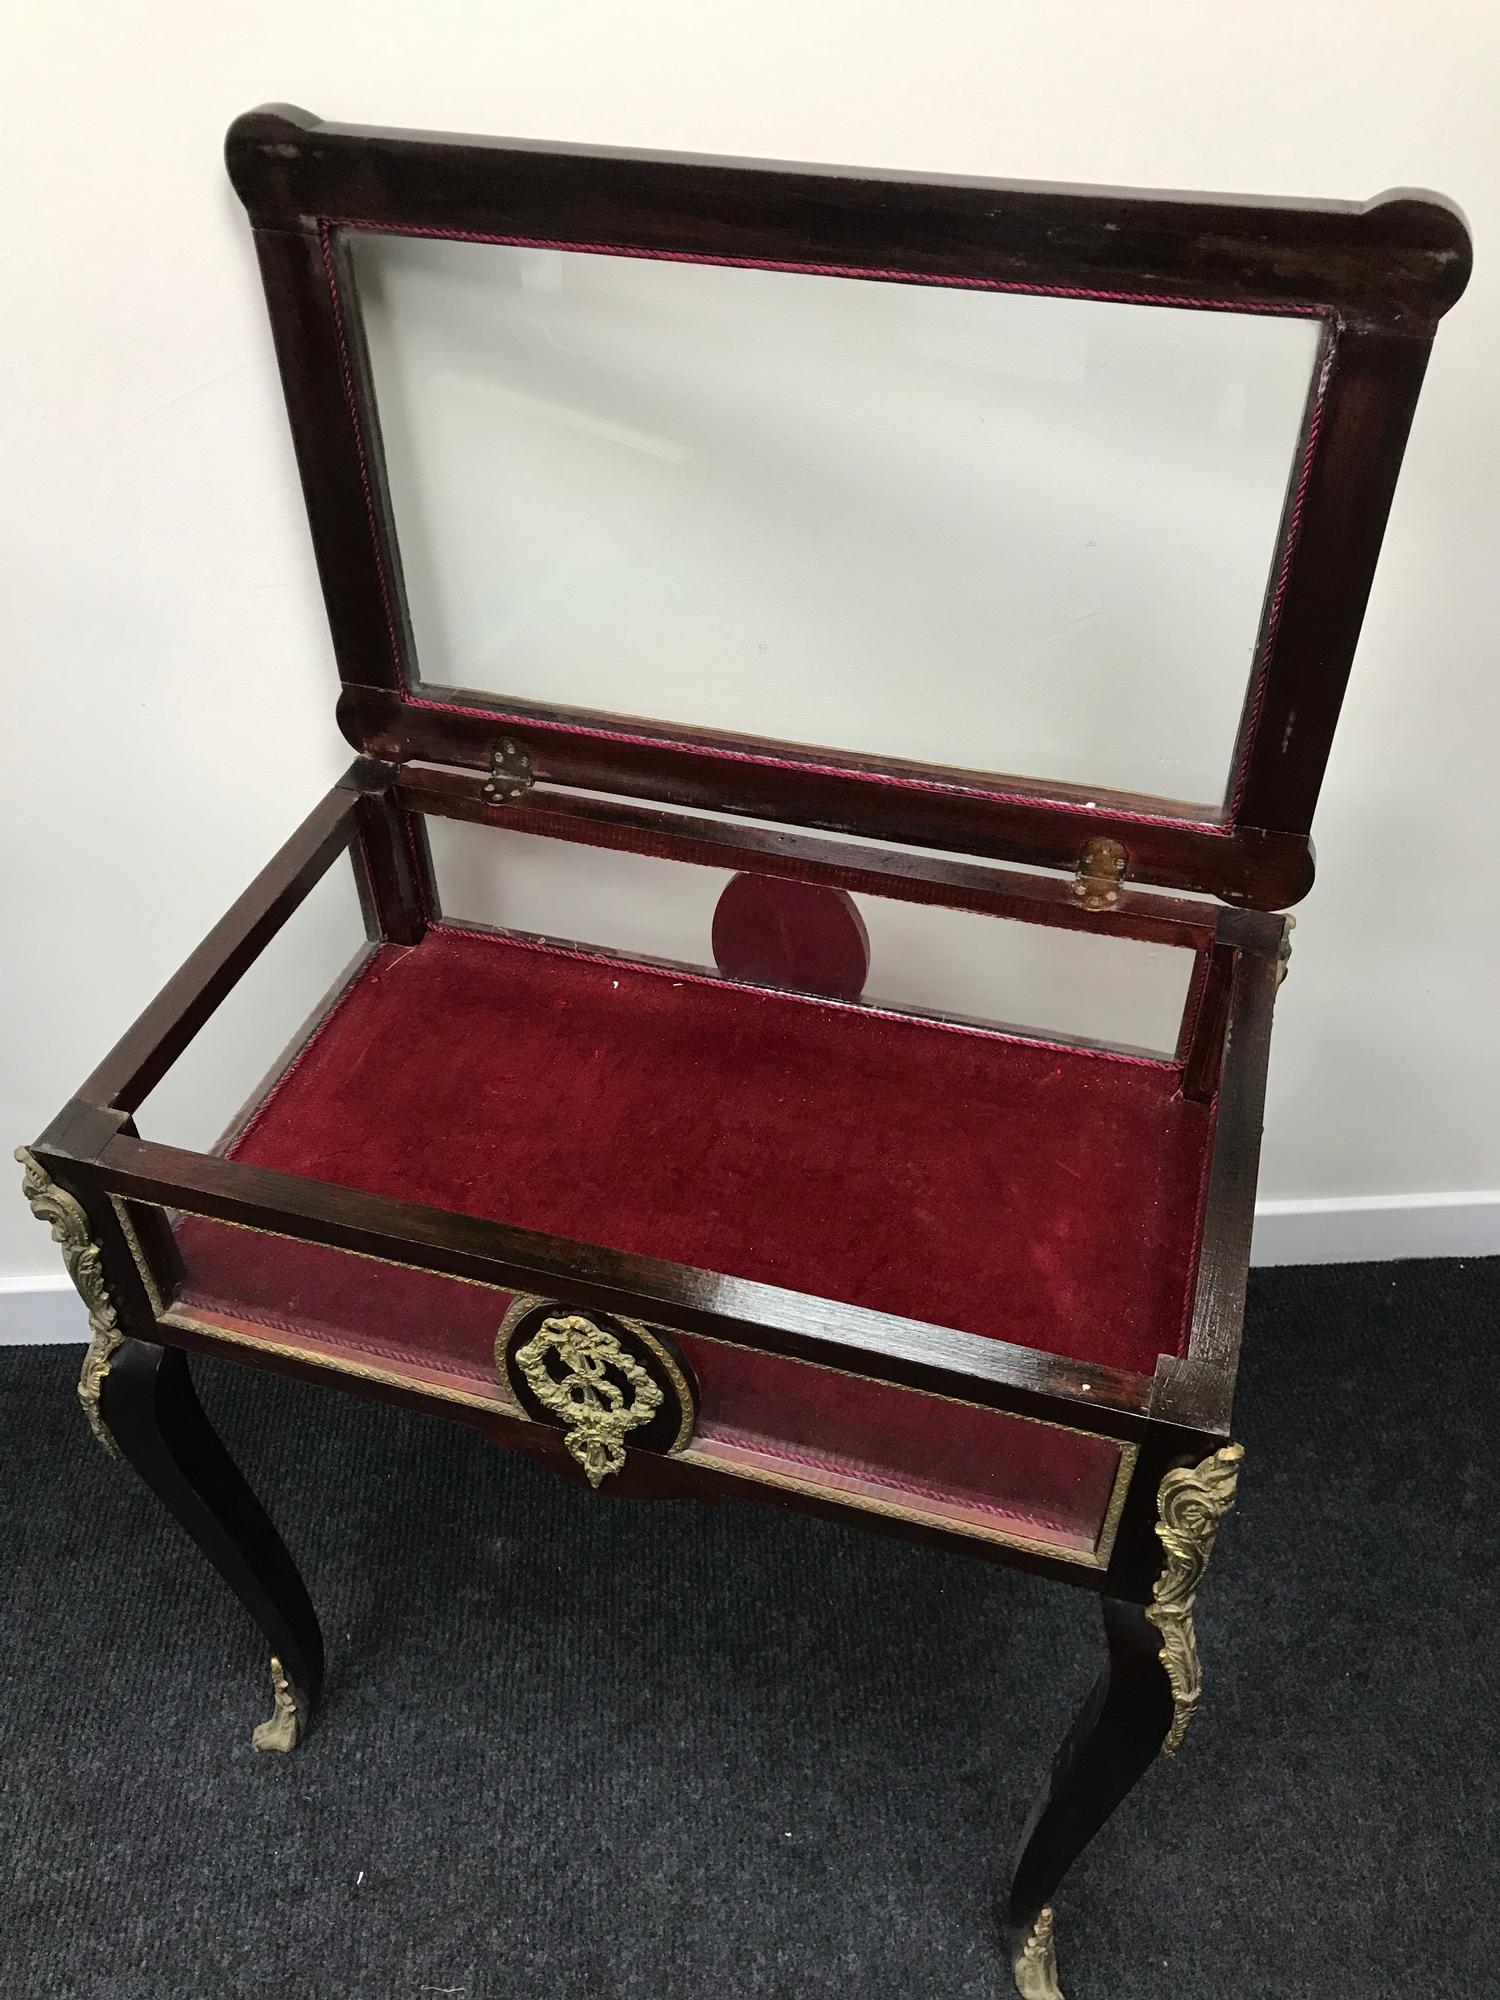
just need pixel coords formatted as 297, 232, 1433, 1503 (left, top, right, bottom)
33, 98, 1471, 1595
226, 104, 1469, 909
21, 109, 1469, 1995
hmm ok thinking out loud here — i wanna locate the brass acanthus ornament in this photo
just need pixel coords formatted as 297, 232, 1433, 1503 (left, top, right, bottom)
1014, 1905, 1063, 2000
514, 1311, 664, 1487
1146, 1444, 1244, 1755
16, 1148, 125, 1457
250, 1655, 304, 1753
1277, 913, 1296, 988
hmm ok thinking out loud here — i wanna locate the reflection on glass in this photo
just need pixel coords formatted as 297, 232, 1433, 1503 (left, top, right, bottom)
427, 817, 1196, 1056
351, 232, 1321, 806
682, 1338, 1128, 1560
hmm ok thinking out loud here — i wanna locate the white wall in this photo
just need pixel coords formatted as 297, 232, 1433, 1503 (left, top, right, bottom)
4, 0, 1499, 1298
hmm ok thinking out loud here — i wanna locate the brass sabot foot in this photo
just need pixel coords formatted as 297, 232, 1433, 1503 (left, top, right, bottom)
251, 1655, 305, 1752
1014, 1905, 1064, 1999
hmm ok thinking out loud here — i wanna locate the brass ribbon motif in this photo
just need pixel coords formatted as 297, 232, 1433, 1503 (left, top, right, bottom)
514, 1311, 664, 1488
1014, 1905, 1063, 2000
16, 1148, 125, 1456
1146, 1443, 1244, 1755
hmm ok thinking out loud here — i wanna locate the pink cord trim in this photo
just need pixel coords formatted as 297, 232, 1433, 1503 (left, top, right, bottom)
173, 1286, 507, 1387
1173, 944, 1213, 1069
328, 217, 1327, 320
319, 224, 408, 687
1226, 331, 1338, 817
431, 919, 1177, 1072
404, 692, 1226, 832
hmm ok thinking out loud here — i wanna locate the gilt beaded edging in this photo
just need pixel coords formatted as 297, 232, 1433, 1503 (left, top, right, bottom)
496, 1293, 697, 1485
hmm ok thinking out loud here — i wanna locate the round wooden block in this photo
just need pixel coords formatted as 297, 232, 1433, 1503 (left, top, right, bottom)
711, 873, 870, 1001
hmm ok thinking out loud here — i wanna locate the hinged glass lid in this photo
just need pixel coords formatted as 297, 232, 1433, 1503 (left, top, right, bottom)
351, 232, 1322, 813
229, 108, 1469, 904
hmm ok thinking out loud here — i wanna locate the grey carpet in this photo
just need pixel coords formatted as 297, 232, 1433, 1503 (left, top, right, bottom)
2, 1258, 1496, 1998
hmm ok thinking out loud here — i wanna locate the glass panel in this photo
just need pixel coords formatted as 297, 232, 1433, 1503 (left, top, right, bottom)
353, 231, 1321, 806
428, 815, 1197, 1056
152, 1201, 1126, 1565
159, 1208, 520, 1411
134, 861, 370, 1154
681, 1337, 1127, 1562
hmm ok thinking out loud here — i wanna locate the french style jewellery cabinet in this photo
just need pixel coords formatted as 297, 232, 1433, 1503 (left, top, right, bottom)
18, 106, 1469, 2000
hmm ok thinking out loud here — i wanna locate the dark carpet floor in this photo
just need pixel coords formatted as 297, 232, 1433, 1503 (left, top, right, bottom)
2, 1259, 1496, 1999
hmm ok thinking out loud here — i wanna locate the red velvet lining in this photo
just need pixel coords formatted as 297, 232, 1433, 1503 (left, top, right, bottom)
209, 925, 1212, 1375
168, 1230, 1123, 1550
675, 1336, 1122, 1549
169, 927, 1214, 1548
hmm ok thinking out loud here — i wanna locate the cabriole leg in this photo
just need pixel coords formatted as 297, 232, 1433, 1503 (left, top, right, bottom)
99, 1339, 325, 1750
1007, 1597, 1172, 1998
1007, 1447, 1243, 1998
18, 1147, 325, 1750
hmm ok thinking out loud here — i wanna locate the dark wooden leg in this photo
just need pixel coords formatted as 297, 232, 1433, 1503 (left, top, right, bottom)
1006, 1597, 1174, 1999
99, 1337, 325, 1752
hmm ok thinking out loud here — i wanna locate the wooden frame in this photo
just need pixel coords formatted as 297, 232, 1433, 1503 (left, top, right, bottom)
21, 749, 1260, 1991
19, 110, 1469, 1999
33, 754, 1276, 1593
227, 104, 1469, 909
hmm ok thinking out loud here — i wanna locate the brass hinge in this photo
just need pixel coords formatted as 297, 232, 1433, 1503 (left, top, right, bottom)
1071, 836, 1127, 912
483, 736, 535, 805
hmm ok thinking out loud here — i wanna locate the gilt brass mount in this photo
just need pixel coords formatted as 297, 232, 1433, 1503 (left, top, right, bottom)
497, 1296, 696, 1487
1146, 1443, 1244, 1754
250, 1654, 305, 1753
1014, 1905, 1063, 2000
518, 1312, 661, 1485
15, 1149, 125, 1457
1277, 913, 1296, 987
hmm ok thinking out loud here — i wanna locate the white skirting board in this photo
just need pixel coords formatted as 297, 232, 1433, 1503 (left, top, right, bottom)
2, 1193, 1497, 1345
0, 1276, 91, 1345
1248, 1190, 1500, 1267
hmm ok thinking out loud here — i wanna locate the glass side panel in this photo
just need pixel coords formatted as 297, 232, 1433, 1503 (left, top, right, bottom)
158, 1208, 521, 1411
679, 1338, 1129, 1563
133, 861, 370, 1154
150, 1203, 1127, 1565
428, 815, 1197, 1056
352, 230, 1321, 807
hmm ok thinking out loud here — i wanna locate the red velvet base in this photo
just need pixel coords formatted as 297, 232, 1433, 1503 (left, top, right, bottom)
172, 924, 1216, 1551
213, 925, 1213, 1370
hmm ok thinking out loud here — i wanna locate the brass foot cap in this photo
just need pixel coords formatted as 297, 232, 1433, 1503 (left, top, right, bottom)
251, 1655, 304, 1753
1014, 1905, 1064, 2000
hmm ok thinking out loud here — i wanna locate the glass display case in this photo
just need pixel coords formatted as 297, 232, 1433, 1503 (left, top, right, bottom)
18, 105, 1469, 1999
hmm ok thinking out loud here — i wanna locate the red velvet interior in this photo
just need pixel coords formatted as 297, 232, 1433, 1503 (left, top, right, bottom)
169, 924, 1215, 1550
208, 925, 1212, 1372
169, 1220, 1125, 1550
